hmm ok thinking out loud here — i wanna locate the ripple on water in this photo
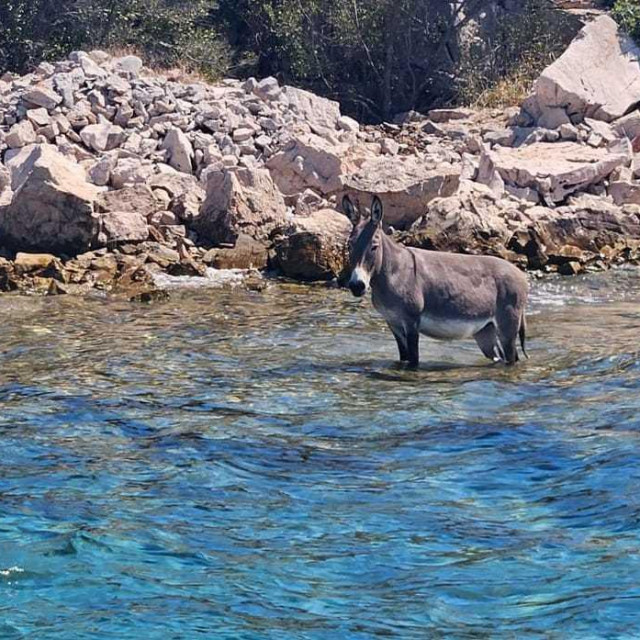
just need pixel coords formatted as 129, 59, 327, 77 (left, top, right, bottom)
1, 269, 640, 638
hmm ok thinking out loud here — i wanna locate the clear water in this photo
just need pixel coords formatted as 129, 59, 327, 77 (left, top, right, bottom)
1, 268, 640, 639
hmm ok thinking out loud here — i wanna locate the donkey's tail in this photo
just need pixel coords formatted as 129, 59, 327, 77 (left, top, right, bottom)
519, 313, 529, 359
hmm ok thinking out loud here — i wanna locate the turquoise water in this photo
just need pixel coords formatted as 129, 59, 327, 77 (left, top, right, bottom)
1, 269, 640, 638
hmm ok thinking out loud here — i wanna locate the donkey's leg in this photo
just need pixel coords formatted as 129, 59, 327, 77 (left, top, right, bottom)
406, 324, 420, 370
497, 309, 521, 365
387, 323, 408, 362
474, 323, 503, 362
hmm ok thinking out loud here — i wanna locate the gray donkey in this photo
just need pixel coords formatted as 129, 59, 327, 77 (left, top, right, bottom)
343, 195, 528, 367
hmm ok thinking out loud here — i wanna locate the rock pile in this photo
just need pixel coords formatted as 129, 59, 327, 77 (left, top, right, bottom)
0, 48, 463, 293
1, 13, 640, 298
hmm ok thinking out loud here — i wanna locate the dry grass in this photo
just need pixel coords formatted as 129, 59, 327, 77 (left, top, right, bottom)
470, 68, 538, 110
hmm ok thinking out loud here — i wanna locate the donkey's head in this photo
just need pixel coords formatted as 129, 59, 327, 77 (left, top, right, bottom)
343, 195, 384, 297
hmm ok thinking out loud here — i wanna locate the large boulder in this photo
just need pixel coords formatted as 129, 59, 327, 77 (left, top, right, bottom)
147, 172, 205, 223
0, 145, 100, 254
96, 185, 159, 219
403, 182, 519, 258
476, 141, 630, 204
523, 16, 640, 125
23, 85, 63, 110
342, 156, 460, 229
273, 208, 352, 281
98, 211, 149, 245
5, 121, 37, 148
282, 86, 342, 131
519, 195, 640, 269
267, 134, 351, 196
194, 167, 287, 245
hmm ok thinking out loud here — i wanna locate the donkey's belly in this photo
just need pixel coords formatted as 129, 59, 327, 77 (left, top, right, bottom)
419, 313, 492, 340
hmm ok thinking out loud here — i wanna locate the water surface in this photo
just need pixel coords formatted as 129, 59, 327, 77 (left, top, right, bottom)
1, 268, 640, 638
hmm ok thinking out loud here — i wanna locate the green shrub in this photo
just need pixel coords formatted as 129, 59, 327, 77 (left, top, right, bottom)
457, 0, 577, 108
214, 0, 582, 121
611, 0, 640, 43
0, 0, 230, 79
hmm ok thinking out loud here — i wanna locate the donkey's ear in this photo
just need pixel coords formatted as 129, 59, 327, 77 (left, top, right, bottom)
342, 195, 360, 224
371, 196, 384, 225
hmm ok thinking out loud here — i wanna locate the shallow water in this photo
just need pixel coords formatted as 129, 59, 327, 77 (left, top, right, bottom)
1, 268, 640, 639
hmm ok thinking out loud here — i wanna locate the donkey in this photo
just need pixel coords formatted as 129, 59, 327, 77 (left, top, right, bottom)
343, 195, 529, 367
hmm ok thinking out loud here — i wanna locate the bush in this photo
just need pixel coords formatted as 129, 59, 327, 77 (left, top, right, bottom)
0, 0, 230, 79
214, 0, 581, 121
611, 0, 640, 43
457, 0, 578, 108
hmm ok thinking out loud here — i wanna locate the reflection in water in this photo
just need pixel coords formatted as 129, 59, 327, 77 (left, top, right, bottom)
1, 268, 640, 638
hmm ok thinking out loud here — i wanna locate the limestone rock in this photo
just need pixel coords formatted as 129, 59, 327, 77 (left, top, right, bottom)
405, 182, 515, 257
6, 120, 37, 148
99, 211, 149, 244
613, 111, 640, 141
13, 252, 58, 274
0, 165, 10, 206
343, 156, 461, 229
476, 141, 629, 204
609, 181, 640, 206
337, 116, 360, 133
80, 123, 125, 152
110, 157, 154, 189
96, 185, 159, 218
524, 16, 640, 124
162, 128, 194, 174
0, 145, 100, 254
202, 234, 269, 269
194, 167, 287, 245
267, 134, 349, 196
253, 77, 281, 102
274, 208, 352, 281
23, 86, 63, 110
283, 86, 341, 131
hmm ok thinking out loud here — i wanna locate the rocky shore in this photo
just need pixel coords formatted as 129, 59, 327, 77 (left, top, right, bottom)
1, 14, 640, 299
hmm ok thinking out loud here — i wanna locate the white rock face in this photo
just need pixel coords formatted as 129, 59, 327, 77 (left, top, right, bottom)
6, 121, 37, 148
477, 141, 630, 204
267, 134, 350, 196
0, 145, 100, 254
162, 128, 194, 174
195, 167, 287, 245
80, 123, 125, 152
23, 85, 63, 110
343, 156, 461, 228
524, 16, 640, 124
283, 86, 342, 131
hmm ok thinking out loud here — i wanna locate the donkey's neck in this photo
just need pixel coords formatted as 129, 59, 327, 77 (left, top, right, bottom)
373, 230, 413, 286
